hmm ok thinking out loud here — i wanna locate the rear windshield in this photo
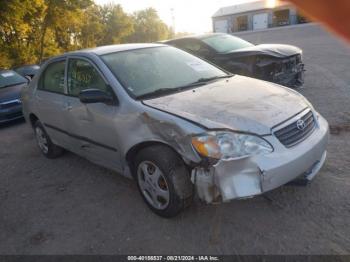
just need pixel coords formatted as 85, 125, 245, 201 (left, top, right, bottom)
202, 34, 253, 53
0, 70, 27, 89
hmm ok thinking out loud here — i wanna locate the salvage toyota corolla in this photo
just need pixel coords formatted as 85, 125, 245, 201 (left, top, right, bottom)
21, 44, 329, 217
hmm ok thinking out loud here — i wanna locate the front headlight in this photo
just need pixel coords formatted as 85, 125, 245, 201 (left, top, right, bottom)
192, 131, 273, 160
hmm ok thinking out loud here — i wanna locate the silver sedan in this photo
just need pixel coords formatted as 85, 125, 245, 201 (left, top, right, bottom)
21, 44, 329, 217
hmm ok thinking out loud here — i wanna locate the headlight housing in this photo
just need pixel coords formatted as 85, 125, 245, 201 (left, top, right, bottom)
192, 131, 273, 160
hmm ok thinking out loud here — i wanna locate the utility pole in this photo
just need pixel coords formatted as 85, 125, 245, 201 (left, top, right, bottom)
170, 8, 176, 34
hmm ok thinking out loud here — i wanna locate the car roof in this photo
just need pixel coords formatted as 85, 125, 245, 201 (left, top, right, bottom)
66, 43, 165, 56
43, 43, 167, 63
163, 33, 227, 43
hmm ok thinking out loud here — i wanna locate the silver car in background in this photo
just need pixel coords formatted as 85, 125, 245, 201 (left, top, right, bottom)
21, 44, 329, 217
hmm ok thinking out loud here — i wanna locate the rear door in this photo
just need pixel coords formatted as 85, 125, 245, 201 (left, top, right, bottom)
34, 59, 70, 148
63, 57, 122, 171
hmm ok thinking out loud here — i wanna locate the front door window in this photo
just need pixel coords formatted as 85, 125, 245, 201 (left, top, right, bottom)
67, 59, 110, 97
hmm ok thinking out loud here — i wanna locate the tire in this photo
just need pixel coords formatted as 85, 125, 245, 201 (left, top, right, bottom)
134, 145, 193, 218
34, 120, 64, 159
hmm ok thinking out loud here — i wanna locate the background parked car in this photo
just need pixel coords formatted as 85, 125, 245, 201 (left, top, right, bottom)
164, 33, 305, 88
13, 64, 40, 80
0, 70, 28, 124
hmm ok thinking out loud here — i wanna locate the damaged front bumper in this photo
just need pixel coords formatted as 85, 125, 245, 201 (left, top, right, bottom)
256, 54, 305, 88
273, 62, 305, 88
192, 115, 329, 203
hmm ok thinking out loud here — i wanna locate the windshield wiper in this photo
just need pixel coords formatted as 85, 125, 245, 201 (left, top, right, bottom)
196, 74, 234, 83
136, 81, 208, 100
136, 74, 234, 100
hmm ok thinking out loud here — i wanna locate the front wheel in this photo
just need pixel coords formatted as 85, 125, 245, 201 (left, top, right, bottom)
134, 145, 193, 218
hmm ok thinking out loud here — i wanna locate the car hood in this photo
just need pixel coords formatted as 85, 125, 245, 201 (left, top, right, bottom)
143, 75, 308, 135
225, 44, 302, 58
0, 83, 25, 103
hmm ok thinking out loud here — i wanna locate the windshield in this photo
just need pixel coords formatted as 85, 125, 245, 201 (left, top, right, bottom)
0, 70, 27, 89
202, 34, 254, 53
101, 46, 227, 98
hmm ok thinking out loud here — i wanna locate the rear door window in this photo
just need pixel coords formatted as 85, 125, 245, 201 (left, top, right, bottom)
39, 60, 66, 94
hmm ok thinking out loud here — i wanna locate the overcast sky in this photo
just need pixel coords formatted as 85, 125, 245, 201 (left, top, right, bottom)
95, 0, 257, 33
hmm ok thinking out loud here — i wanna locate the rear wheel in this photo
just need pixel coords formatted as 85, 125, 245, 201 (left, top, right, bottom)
134, 145, 193, 218
34, 121, 64, 158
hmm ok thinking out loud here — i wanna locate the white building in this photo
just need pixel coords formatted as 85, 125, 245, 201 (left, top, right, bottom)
212, 0, 308, 33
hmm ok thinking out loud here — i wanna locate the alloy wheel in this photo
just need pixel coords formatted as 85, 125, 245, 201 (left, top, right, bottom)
137, 161, 170, 210
35, 127, 49, 154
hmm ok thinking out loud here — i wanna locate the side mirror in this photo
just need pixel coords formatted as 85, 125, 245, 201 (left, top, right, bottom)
25, 75, 32, 83
79, 89, 115, 105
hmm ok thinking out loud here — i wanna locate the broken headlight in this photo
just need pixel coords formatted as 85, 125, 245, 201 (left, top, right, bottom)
192, 131, 273, 160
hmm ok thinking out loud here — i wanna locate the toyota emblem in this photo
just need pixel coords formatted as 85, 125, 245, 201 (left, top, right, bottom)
296, 119, 306, 130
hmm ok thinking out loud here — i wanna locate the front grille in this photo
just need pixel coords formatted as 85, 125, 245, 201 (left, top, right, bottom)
274, 110, 316, 147
0, 100, 21, 109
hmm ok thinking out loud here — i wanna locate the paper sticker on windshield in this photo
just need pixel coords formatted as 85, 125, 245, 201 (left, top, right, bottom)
186, 61, 210, 72
1, 72, 15, 78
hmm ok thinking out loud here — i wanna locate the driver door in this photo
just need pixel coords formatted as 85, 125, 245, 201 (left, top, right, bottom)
63, 57, 122, 172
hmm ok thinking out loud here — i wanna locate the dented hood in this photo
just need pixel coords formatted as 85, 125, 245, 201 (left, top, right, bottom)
143, 75, 308, 135
225, 44, 302, 58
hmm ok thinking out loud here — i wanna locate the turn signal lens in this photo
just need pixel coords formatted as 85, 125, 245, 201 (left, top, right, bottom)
191, 135, 221, 159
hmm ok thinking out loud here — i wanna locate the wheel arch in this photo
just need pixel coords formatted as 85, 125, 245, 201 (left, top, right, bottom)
29, 113, 39, 128
125, 140, 187, 173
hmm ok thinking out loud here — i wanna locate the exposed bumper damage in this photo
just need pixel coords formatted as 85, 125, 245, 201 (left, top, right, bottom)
256, 54, 305, 88
220, 44, 305, 88
191, 115, 329, 203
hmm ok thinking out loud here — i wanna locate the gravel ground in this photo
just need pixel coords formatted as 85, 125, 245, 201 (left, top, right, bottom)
0, 23, 350, 255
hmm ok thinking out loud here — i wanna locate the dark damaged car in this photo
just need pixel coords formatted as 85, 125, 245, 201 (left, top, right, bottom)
164, 33, 305, 88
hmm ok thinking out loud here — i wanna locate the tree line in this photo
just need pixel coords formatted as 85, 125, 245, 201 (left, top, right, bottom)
0, 0, 175, 68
